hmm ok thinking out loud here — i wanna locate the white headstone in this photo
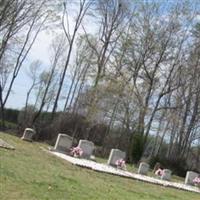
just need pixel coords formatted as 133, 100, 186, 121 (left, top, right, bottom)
54, 134, 73, 153
0, 139, 15, 150
21, 128, 36, 142
78, 140, 95, 158
185, 171, 199, 186
161, 169, 172, 181
138, 162, 149, 175
107, 149, 126, 166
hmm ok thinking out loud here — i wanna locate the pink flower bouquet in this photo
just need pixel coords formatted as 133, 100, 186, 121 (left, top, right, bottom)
70, 146, 83, 158
193, 176, 200, 187
115, 159, 126, 170
155, 168, 164, 177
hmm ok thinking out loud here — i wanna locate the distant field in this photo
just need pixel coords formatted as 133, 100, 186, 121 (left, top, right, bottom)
0, 132, 199, 200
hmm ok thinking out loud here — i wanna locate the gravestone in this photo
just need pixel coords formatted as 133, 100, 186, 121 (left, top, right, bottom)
0, 139, 15, 150
107, 149, 126, 166
161, 169, 172, 181
138, 162, 149, 175
54, 134, 73, 153
185, 171, 199, 186
78, 140, 95, 158
21, 128, 36, 142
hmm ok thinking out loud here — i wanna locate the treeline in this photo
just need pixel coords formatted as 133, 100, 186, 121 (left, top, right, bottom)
2, 107, 200, 176
1, 108, 19, 123
0, 0, 200, 175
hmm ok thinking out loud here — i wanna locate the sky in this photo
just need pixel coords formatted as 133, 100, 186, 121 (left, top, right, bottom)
6, 31, 53, 109
5, 2, 97, 110
4, 0, 200, 110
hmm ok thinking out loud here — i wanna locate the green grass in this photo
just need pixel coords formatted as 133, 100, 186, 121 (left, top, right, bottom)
0, 132, 199, 200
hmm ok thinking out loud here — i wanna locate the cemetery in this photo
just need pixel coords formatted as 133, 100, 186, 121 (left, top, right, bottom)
0, 1, 200, 200
47, 133, 200, 194
1, 131, 199, 200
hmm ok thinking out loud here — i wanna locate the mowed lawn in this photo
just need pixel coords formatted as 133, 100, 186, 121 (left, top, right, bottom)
0, 132, 199, 200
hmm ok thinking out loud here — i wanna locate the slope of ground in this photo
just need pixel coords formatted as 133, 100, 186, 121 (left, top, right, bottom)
0, 132, 199, 200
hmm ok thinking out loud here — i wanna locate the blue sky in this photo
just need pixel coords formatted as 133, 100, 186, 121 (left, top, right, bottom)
5, 3, 97, 110
6, 31, 53, 109
5, 0, 200, 110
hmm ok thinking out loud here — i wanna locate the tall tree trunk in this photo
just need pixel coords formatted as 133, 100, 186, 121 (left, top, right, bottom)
51, 0, 90, 118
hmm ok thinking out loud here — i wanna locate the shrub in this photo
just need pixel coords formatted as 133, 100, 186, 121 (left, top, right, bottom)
130, 134, 144, 163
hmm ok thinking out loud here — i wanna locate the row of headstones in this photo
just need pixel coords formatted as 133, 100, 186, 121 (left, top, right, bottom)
22, 130, 199, 186
54, 134, 199, 186
138, 163, 199, 186
54, 134, 125, 164
21, 130, 95, 158
54, 134, 94, 158
138, 162, 172, 180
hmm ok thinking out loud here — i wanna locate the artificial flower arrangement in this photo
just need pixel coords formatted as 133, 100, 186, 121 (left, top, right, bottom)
70, 146, 83, 158
155, 168, 164, 177
193, 175, 200, 188
115, 159, 126, 170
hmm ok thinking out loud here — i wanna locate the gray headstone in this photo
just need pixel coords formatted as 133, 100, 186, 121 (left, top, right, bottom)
54, 134, 73, 153
185, 171, 199, 186
107, 149, 126, 166
161, 169, 172, 181
21, 128, 36, 142
78, 140, 95, 158
138, 162, 149, 175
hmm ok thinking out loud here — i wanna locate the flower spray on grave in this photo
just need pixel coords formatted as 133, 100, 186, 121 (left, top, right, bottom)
193, 175, 200, 188
70, 146, 83, 158
115, 159, 126, 170
155, 168, 164, 177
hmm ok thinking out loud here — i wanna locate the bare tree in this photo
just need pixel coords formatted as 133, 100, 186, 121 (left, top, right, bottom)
32, 35, 66, 124
24, 60, 42, 120
51, 0, 93, 118
0, 0, 49, 128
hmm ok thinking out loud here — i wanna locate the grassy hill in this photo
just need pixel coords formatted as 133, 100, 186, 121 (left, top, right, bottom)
0, 132, 199, 200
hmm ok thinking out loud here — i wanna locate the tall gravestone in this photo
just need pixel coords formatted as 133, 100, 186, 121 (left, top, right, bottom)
78, 140, 95, 159
161, 169, 172, 181
107, 149, 126, 166
185, 171, 199, 186
21, 128, 36, 142
54, 134, 73, 153
138, 162, 149, 175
